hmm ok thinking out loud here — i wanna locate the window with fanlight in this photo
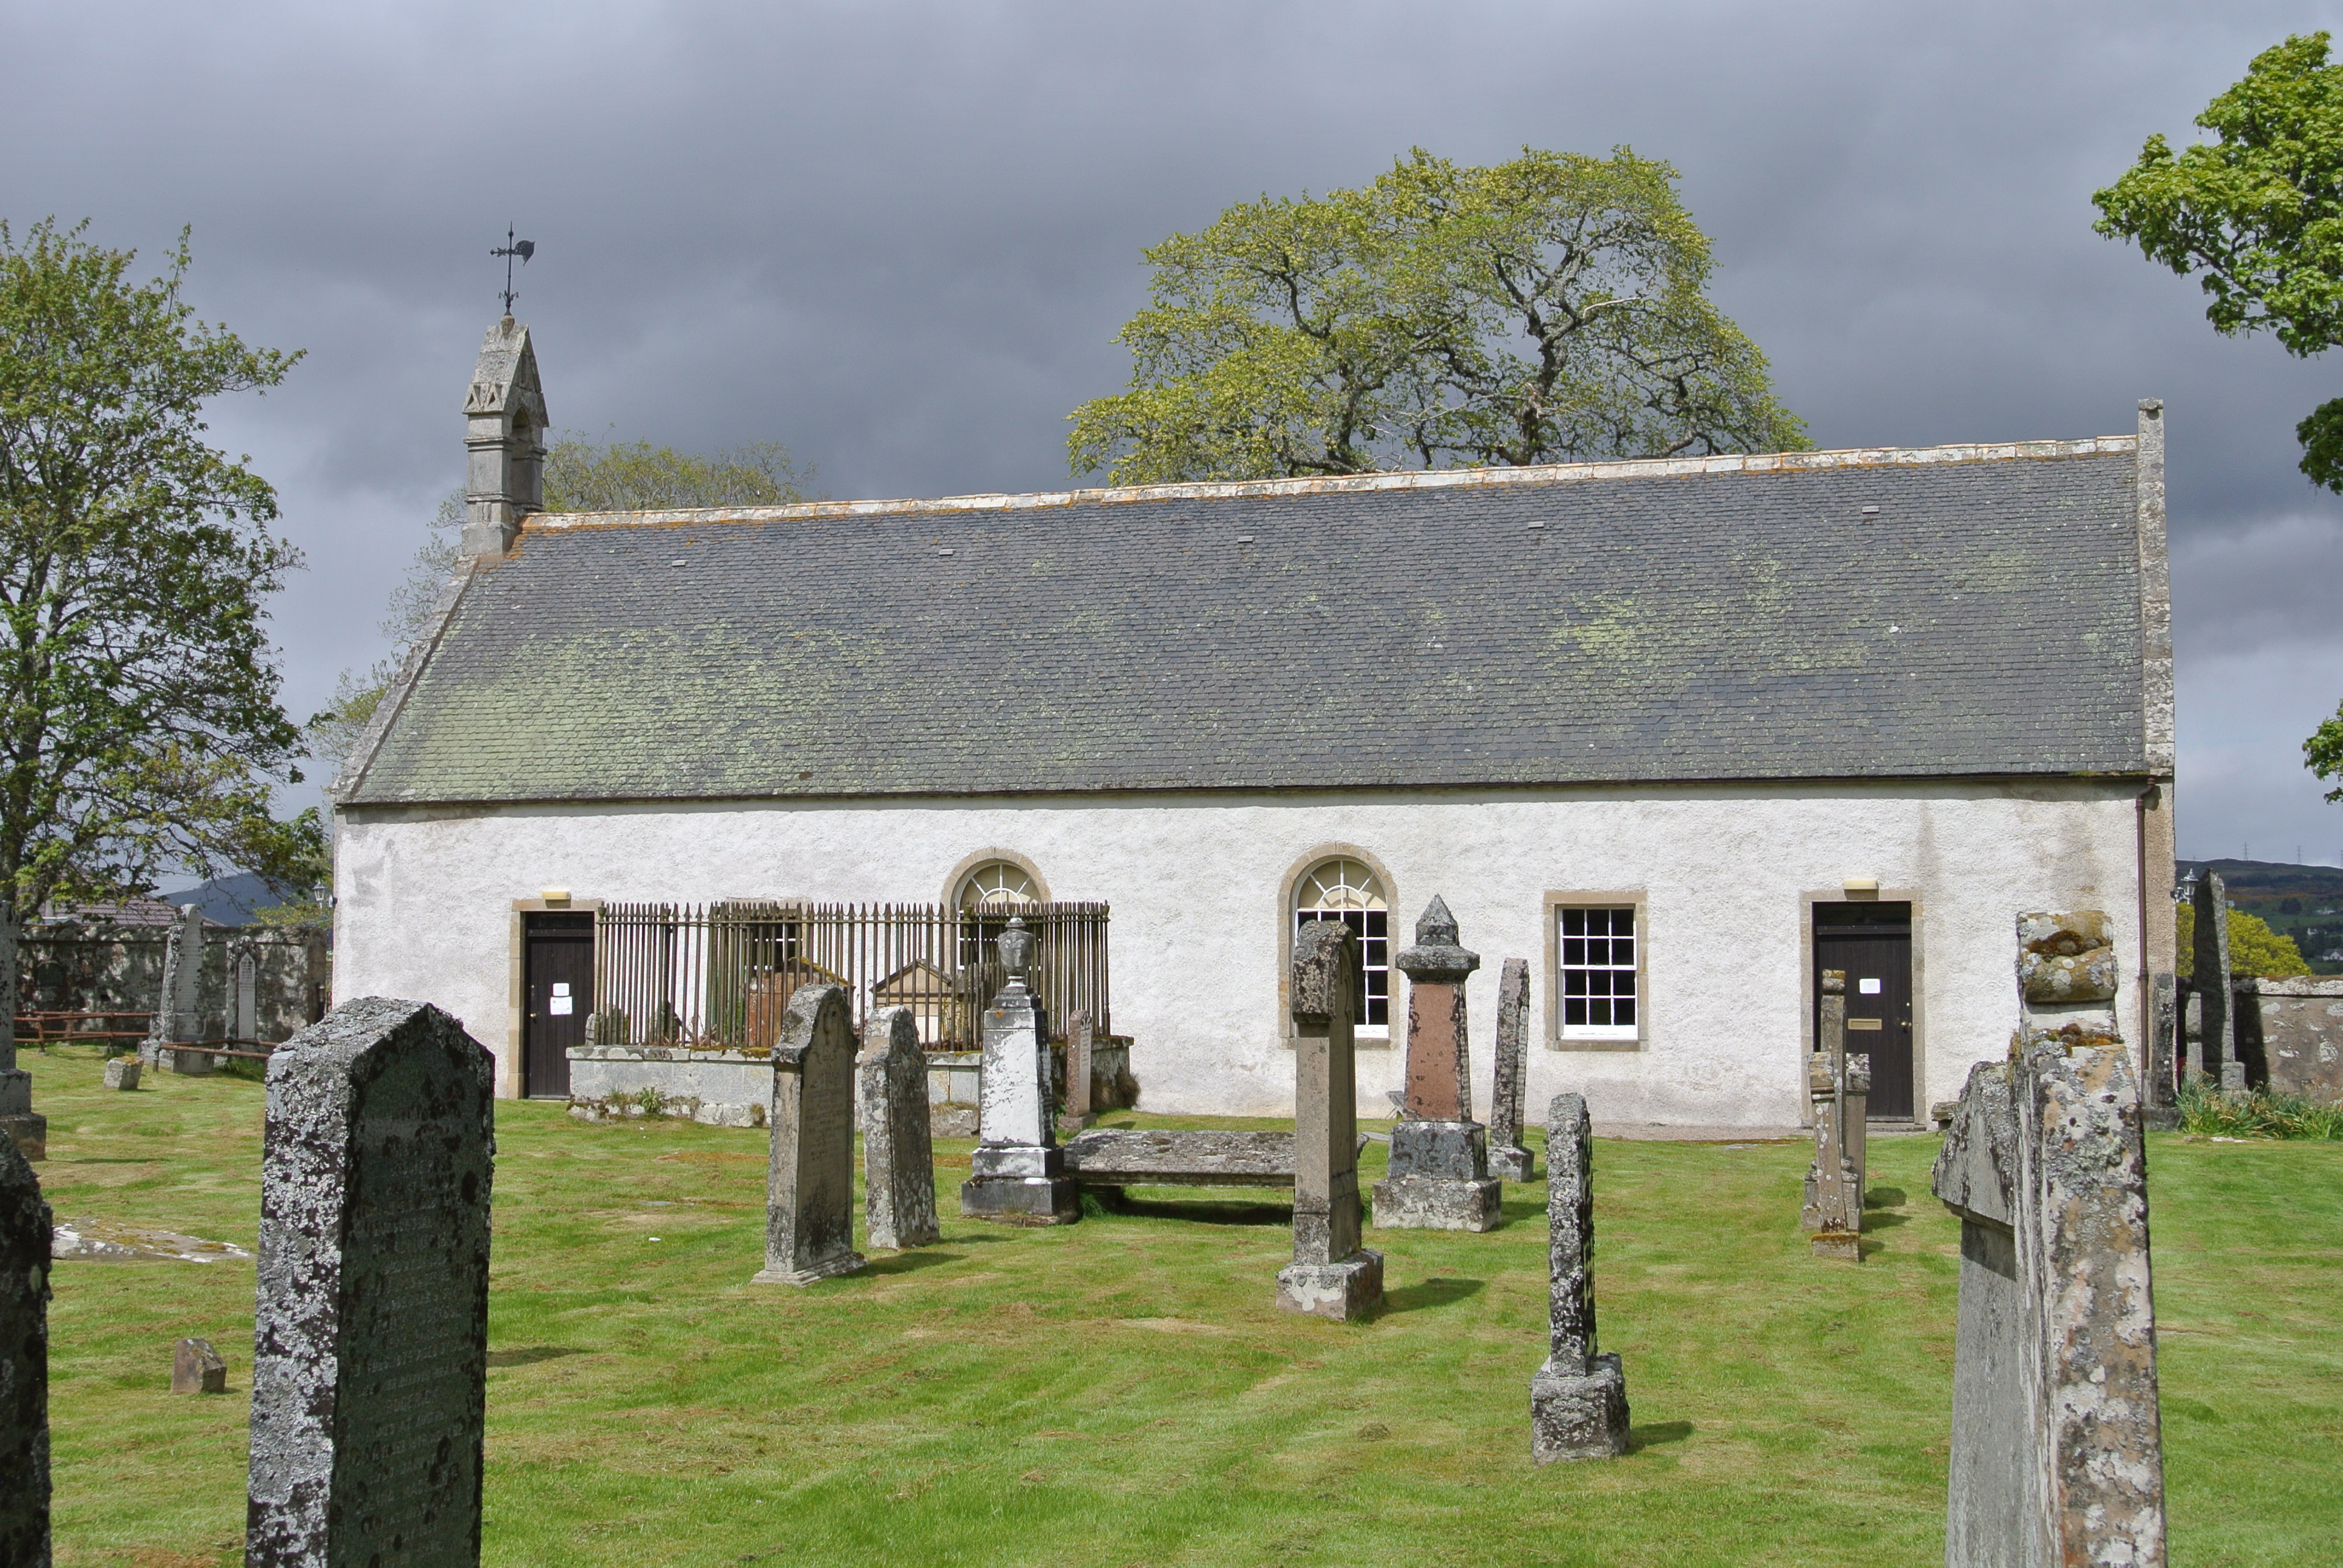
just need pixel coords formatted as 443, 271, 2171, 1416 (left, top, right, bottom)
1293, 857, 1390, 1028
955, 861, 1039, 909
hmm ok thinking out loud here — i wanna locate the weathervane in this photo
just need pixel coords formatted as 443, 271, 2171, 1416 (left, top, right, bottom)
490, 226, 536, 315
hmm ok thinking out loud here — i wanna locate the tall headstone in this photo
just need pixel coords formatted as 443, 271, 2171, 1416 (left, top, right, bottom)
0, 920, 41, 1163
1061, 1009, 1095, 1132
1277, 921, 1383, 1320
1, 1134, 50, 1566
960, 918, 1078, 1225
1371, 898, 1502, 1232
246, 998, 494, 1568
1529, 1093, 1629, 1462
2189, 875, 2242, 1090
857, 1005, 940, 1252
144, 902, 209, 1074
753, 984, 868, 1284
2144, 972, 2180, 1131
1932, 1031, 2164, 1565
1486, 958, 1536, 1182
1801, 970, 1862, 1259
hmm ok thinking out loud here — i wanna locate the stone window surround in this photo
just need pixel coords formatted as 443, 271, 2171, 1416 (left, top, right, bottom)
940, 847, 1052, 909
1278, 843, 1398, 1048
505, 896, 605, 1100
1544, 890, 1648, 1051
1798, 886, 1928, 1128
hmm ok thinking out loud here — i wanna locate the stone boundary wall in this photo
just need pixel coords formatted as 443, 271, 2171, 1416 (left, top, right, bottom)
2178, 976, 2343, 1101
21, 923, 327, 1045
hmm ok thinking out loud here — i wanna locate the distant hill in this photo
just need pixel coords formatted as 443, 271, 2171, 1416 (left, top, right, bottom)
160, 872, 304, 929
2177, 859, 2343, 975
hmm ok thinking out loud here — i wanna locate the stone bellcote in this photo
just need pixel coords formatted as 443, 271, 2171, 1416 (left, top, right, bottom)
460, 316, 548, 557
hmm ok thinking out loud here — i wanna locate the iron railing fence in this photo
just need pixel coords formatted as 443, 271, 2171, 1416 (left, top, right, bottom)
590, 900, 1109, 1054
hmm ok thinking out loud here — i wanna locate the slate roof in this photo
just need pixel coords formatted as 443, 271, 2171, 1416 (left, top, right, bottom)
339, 439, 2154, 806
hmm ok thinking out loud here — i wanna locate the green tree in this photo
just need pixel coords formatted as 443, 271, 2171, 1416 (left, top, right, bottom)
2093, 33, 2343, 489
0, 218, 319, 938
309, 436, 813, 789
1069, 146, 1809, 485
2177, 903, 2313, 978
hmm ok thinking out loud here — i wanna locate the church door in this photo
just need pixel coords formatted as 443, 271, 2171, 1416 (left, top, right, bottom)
523, 912, 594, 1098
1813, 902, 1914, 1121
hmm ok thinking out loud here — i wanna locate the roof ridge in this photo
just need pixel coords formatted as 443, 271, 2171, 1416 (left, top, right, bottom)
525, 435, 2138, 532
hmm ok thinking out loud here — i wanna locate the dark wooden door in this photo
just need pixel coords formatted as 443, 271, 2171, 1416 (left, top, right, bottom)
1814, 902, 1914, 1120
524, 912, 594, 1099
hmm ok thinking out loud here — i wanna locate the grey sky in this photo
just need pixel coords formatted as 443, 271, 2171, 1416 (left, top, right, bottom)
4, 1, 2339, 862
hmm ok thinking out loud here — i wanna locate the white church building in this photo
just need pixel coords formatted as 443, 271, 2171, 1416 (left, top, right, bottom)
329, 318, 2178, 1128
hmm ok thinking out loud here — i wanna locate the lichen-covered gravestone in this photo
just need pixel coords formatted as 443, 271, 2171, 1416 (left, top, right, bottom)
1370, 897, 1502, 1232
961, 917, 1078, 1225
172, 1336, 226, 1394
1276, 920, 1383, 1320
0, 918, 45, 1160
1529, 1093, 1628, 1462
1932, 912, 2164, 1567
1486, 958, 1536, 1182
755, 984, 868, 1284
245, 997, 495, 1568
1802, 970, 1862, 1259
858, 1005, 940, 1252
1, 1132, 51, 1567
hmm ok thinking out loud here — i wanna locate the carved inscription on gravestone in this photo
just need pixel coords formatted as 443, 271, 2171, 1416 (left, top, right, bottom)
246, 998, 495, 1568
859, 1006, 940, 1252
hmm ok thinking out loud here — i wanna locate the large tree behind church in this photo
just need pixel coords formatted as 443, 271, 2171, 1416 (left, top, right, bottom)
1067, 147, 1810, 483
0, 219, 318, 936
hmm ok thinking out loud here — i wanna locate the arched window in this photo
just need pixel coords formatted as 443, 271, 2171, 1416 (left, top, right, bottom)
1294, 857, 1390, 1027
955, 861, 1039, 910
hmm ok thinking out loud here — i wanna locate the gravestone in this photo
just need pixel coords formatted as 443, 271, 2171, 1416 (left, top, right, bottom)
0, 915, 42, 1162
172, 1336, 227, 1394
1932, 1029, 2165, 1566
145, 902, 209, 1074
1802, 970, 1862, 1259
1486, 958, 1536, 1182
1529, 1093, 1629, 1462
961, 918, 1078, 1225
857, 1005, 940, 1252
1276, 920, 1383, 1320
1061, 1009, 1095, 1132
2145, 972, 2180, 1130
2189, 875, 2242, 1091
104, 1056, 141, 1091
754, 984, 868, 1284
246, 997, 495, 1568
1, 1132, 50, 1566
1371, 898, 1502, 1232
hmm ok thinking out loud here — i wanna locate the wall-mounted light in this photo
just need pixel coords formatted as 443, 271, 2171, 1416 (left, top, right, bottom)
1842, 877, 1879, 897
540, 887, 572, 906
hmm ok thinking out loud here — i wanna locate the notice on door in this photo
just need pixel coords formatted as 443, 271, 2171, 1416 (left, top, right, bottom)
550, 981, 573, 1016
1858, 977, 1882, 995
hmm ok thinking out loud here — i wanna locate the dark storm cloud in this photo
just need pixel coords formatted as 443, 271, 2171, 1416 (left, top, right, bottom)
3, 0, 2339, 857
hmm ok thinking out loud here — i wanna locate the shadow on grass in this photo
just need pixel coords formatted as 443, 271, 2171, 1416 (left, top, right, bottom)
1107, 1195, 1294, 1226
863, 1250, 966, 1276
486, 1345, 585, 1368
1630, 1420, 1693, 1450
1381, 1276, 1485, 1313
1867, 1186, 1908, 1207
1861, 1210, 1911, 1230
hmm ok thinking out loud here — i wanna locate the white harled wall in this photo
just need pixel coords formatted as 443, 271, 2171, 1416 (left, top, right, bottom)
333, 779, 2146, 1127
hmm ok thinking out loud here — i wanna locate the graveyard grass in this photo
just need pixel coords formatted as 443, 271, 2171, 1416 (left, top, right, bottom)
27, 1045, 2341, 1568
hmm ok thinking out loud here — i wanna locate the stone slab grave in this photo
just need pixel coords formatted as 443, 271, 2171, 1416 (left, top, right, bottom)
858, 1005, 940, 1252
755, 984, 869, 1283
246, 997, 495, 1568
1276, 920, 1383, 1319
1529, 1093, 1629, 1462
1801, 970, 1867, 1260
173, 1336, 227, 1394
962, 916, 1079, 1224
1486, 958, 1537, 1183
1371, 897, 1502, 1231
1, 1129, 51, 1566
1931, 910, 2164, 1568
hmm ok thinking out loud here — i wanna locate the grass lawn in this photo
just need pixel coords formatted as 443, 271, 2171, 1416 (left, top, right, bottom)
23, 1042, 2342, 1567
